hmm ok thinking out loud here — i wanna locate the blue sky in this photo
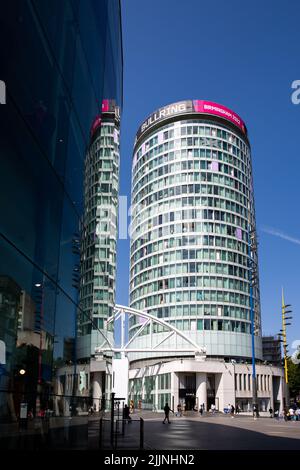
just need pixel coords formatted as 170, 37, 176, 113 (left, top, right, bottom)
116, 0, 300, 351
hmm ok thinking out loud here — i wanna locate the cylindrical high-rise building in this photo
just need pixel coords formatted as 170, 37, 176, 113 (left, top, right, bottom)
130, 100, 261, 362
127, 100, 285, 413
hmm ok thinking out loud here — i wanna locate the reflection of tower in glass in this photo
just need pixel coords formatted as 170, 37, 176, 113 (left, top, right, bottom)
77, 100, 120, 359
0, 276, 20, 371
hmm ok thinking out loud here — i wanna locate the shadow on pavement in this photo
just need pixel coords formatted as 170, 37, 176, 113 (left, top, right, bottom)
142, 419, 300, 450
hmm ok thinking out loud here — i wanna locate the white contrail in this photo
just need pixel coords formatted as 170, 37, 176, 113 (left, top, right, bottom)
261, 226, 300, 246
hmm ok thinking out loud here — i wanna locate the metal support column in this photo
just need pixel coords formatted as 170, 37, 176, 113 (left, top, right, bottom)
248, 224, 258, 417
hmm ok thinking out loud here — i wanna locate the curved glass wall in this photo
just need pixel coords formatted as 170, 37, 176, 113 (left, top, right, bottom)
0, 0, 122, 443
130, 105, 262, 361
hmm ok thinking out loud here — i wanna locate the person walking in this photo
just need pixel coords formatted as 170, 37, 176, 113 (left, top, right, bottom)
162, 403, 174, 424
288, 407, 295, 421
176, 403, 182, 417
129, 399, 134, 414
123, 404, 132, 423
230, 404, 235, 418
253, 404, 258, 420
269, 407, 273, 418
279, 409, 286, 421
199, 405, 203, 416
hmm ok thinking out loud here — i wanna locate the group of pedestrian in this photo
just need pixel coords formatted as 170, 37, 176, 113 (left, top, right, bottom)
286, 407, 300, 420
166, 402, 208, 422
160, 401, 300, 425
275, 405, 300, 421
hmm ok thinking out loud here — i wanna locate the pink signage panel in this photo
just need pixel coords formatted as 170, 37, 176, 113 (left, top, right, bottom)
193, 100, 246, 134
102, 99, 110, 112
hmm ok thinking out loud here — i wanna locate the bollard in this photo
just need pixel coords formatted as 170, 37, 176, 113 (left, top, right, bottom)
99, 418, 103, 449
122, 404, 125, 436
139, 418, 144, 449
110, 392, 115, 446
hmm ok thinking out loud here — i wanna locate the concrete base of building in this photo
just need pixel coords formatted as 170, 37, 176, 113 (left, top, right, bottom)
128, 357, 286, 414
55, 356, 286, 416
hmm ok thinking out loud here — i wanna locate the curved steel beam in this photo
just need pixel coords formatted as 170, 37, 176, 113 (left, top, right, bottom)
115, 304, 205, 353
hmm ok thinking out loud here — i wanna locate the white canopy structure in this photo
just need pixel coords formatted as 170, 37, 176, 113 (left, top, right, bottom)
95, 304, 206, 357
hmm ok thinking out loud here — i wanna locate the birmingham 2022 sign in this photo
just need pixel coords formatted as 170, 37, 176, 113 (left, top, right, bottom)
136, 99, 247, 143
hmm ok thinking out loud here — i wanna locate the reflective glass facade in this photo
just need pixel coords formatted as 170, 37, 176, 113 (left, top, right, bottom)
0, 0, 122, 439
130, 101, 262, 361
77, 101, 120, 359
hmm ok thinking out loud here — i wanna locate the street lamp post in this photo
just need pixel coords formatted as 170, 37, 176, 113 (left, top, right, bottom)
248, 224, 258, 417
279, 289, 292, 407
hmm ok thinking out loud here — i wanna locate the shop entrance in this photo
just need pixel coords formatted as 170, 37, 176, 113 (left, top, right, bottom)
179, 373, 196, 411
179, 389, 196, 410
185, 393, 196, 411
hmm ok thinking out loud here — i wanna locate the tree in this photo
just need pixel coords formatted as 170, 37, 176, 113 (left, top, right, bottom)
287, 357, 300, 399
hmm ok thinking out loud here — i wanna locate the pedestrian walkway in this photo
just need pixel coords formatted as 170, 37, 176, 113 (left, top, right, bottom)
2, 412, 300, 450
141, 415, 300, 450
